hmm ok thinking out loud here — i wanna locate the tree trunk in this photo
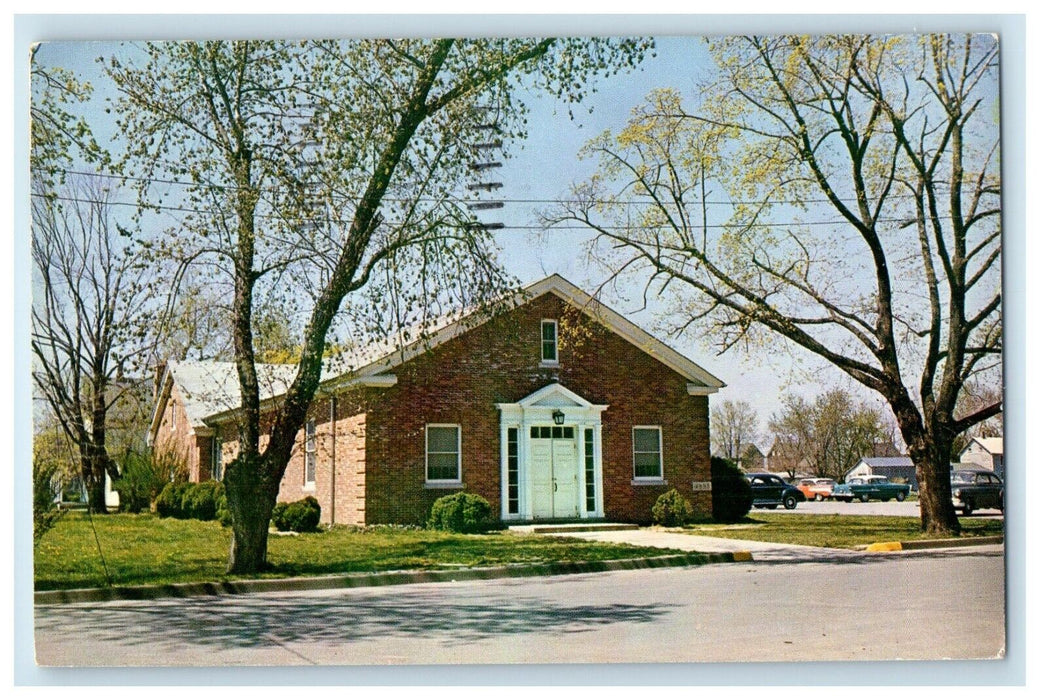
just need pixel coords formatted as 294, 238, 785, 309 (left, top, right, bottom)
224, 453, 280, 574
911, 441, 962, 536
87, 474, 108, 513
82, 447, 110, 513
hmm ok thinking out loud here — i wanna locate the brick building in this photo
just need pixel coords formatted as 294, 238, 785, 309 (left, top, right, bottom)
148, 275, 724, 525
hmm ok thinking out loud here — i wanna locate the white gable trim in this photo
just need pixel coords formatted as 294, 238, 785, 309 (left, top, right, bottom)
343, 274, 724, 391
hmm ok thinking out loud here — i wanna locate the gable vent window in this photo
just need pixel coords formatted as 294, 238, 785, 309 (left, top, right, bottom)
304, 420, 317, 488
541, 320, 558, 364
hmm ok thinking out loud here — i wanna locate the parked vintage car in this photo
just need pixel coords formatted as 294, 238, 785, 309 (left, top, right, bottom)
747, 473, 806, 510
829, 475, 910, 503
797, 478, 836, 502
951, 469, 1004, 515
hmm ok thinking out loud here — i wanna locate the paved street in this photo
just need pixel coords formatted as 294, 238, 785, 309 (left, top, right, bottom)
765, 499, 1004, 518
34, 545, 1005, 667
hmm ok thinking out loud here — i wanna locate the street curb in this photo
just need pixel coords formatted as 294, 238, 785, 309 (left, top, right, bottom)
34, 551, 746, 606
863, 535, 1003, 552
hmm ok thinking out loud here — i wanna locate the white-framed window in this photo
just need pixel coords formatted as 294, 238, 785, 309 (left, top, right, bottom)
541, 319, 558, 364
304, 420, 317, 488
426, 424, 461, 483
632, 426, 663, 480
211, 435, 223, 481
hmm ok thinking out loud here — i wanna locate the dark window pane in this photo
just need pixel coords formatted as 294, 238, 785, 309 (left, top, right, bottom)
427, 452, 459, 481
634, 428, 660, 453
564, 427, 574, 439
428, 426, 458, 453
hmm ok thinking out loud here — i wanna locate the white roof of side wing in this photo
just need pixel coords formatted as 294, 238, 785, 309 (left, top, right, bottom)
156, 361, 320, 432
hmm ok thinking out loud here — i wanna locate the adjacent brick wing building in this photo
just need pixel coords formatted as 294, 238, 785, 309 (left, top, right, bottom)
148, 275, 725, 525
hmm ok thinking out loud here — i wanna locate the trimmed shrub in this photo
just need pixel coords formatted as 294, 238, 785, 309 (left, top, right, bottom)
181, 481, 224, 521
272, 496, 321, 532
155, 481, 193, 518
652, 488, 693, 526
711, 457, 754, 522
427, 492, 493, 533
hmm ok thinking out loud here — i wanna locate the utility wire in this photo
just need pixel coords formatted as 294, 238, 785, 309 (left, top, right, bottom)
49, 166, 921, 207
31, 192, 920, 231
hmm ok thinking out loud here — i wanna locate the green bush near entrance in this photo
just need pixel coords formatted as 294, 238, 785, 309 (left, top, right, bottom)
427, 492, 493, 533
652, 488, 693, 526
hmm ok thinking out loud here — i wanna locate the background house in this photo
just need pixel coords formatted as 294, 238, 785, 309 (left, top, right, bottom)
958, 437, 1004, 478
845, 456, 918, 492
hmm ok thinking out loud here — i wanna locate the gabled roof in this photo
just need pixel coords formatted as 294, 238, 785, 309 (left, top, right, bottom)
151, 274, 724, 434
330, 274, 725, 392
857, 457, 915, 468
965, 437, 1003, 455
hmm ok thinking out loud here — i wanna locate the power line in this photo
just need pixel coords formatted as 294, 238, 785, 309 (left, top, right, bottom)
31, 192, 918, 231
49, 166, 922, 207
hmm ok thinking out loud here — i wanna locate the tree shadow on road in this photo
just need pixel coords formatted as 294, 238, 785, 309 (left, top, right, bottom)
750, 547, 1004, 566
35, 583, 676, 654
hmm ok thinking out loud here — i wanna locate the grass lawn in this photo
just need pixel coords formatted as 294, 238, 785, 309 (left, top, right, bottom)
678, 513, 1004, 549
34, 513, 686, 591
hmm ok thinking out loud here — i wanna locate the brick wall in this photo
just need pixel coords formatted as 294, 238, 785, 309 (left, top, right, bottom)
362, 292, 712, 524
152, 384, 205, 480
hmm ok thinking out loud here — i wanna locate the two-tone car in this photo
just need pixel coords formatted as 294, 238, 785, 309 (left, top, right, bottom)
797, 478, 836, 502
747, 473, 806, 510
829, 475, 910, 502
951, 469, 1004, 515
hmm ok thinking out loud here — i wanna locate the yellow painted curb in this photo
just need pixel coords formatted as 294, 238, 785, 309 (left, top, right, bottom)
866, 541, 903, 552
732, 551, 754, 561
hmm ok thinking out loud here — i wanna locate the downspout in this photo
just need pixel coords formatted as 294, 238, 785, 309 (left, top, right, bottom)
329, 394, 336, 526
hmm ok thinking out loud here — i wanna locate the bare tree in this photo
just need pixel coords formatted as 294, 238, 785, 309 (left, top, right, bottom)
31, 176, 162, 511
711, 399, 759, 464
550, 35, 1000, 535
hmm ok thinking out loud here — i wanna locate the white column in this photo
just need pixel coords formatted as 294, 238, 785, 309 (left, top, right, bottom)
520, 419, 533, 520
576, 424, 587, 518
594, 422, 605, 518
499, 423, 509, 521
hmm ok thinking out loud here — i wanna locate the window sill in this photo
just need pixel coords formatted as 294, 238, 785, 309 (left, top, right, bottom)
631, 479, 667, 486
424, 481, 464, 490
303, 483, 316, 492
538, 361, 560, 369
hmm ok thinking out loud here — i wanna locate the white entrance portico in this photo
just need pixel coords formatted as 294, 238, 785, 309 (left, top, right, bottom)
496, 383, 608, 521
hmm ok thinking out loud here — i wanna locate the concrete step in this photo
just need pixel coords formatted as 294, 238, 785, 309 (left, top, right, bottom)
509, 523, 640, 534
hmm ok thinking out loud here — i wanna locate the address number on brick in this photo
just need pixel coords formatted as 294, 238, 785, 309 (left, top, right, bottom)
692, 481, 712, 492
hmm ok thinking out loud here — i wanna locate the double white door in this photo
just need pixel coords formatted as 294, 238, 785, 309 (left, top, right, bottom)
530, 432, 579, 519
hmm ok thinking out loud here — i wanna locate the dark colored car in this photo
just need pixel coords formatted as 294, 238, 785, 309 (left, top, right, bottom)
951, 469, 1004, 515
747, 473, 806, 510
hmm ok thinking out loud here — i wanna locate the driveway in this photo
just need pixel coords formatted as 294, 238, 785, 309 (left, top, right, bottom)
768, 499, 1003, 518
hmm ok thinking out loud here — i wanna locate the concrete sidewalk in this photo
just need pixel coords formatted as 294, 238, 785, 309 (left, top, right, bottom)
549, 527, 1003, 563
555, 528, 855, 563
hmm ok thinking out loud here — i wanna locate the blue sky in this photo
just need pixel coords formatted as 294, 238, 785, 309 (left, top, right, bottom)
24, 24, 1013, 447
